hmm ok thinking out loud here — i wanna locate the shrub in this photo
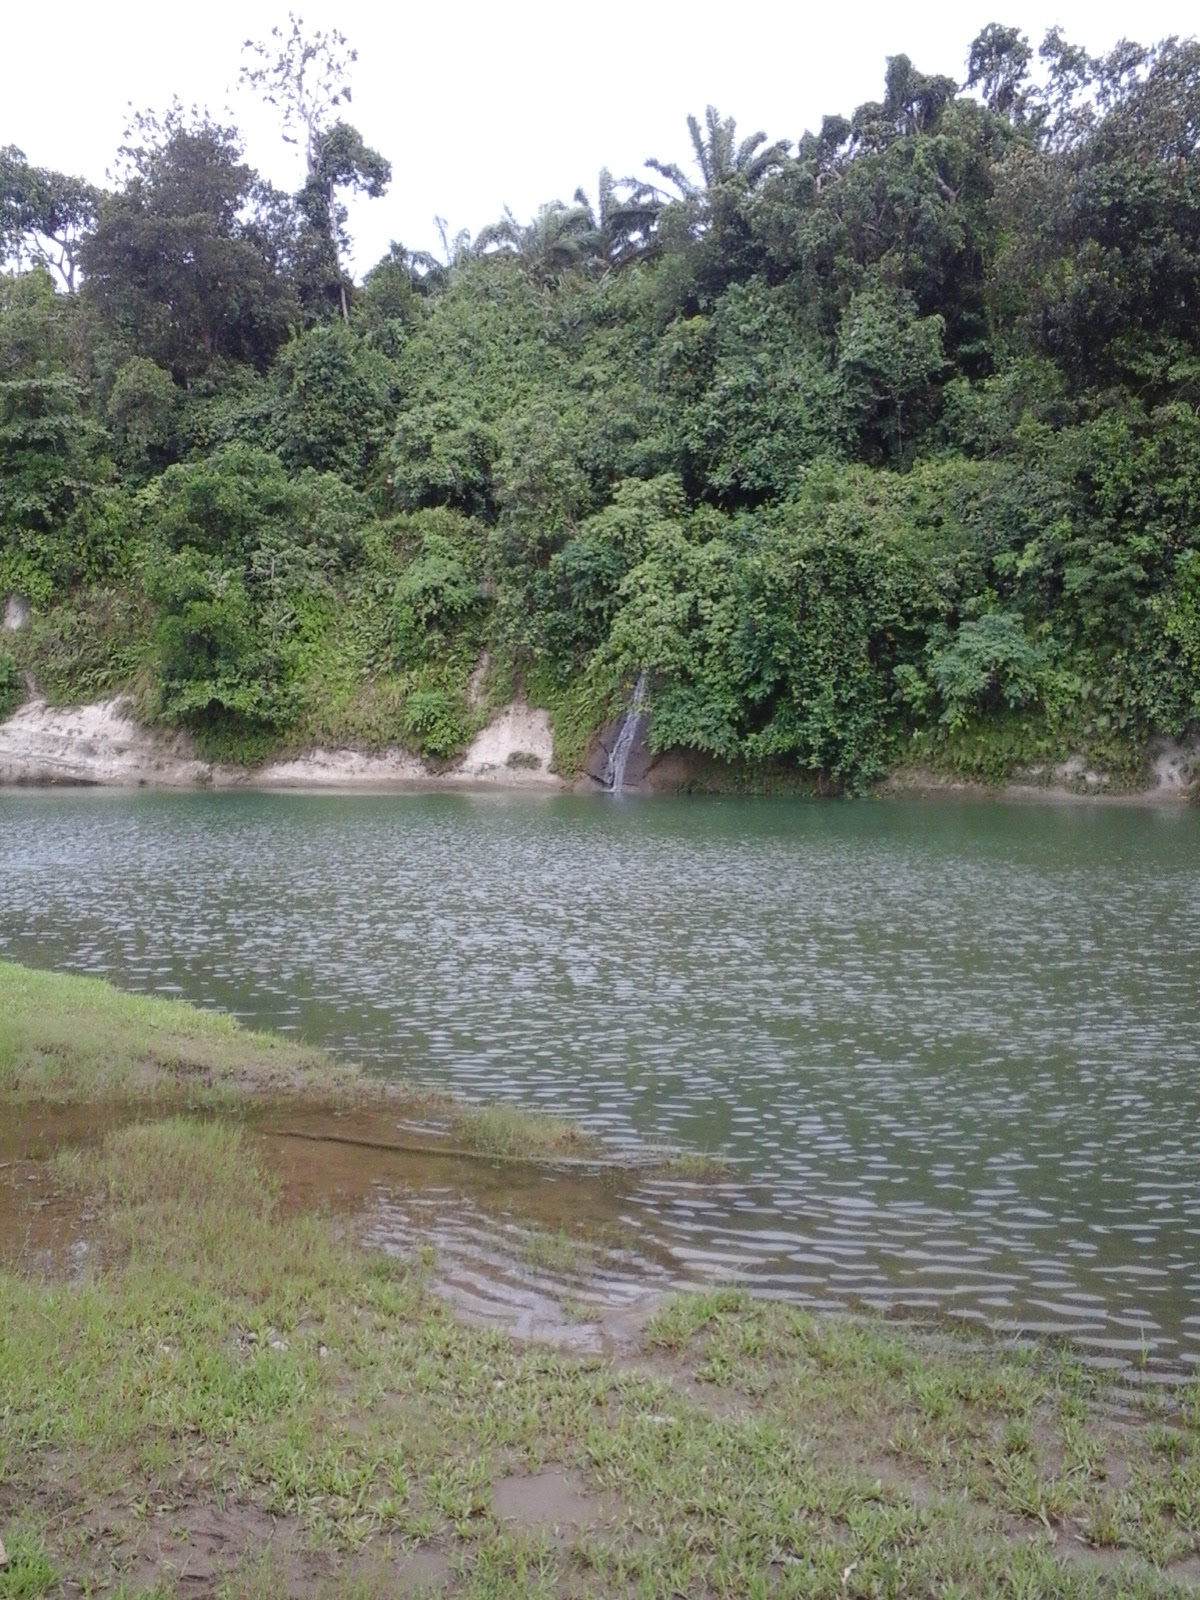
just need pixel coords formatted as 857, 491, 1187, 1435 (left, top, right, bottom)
400, 684, 474, 759
925, 612, 1052, 730
0, 648, 21, 719
150, 553, 301, 736
392, 534, 485, 665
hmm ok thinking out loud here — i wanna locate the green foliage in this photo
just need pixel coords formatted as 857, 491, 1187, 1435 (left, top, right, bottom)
669, 281, 843, 501
989, 38, 1200, 399
297, 122, 391, 303
0, 268, 91, 380
538, 477, 685, 669
144, 445, 368, 739
241, 19, 389, 320
173, 359, 272, 456
1138, 549, 1200, 734
151, 442, 365, 570
6, 28, 1200, 782
104, 355, 176, 473
9, 587, 152, 706
267, 320, 395, 481
79, 111, 296, 380
0, 647, 20, 718
607, 522, 743, 759
0, 373, 113, 592
476, 199, 600, 284
357, 242, 419, 343
835, 281, 946, 462
399, 681, 475, 758
1, 146, 97, 291
939, 359, 1072, 455
494, 403, 592, 532
915, 612, 1054, 729
0, 375, 94, 528
598, 469, 971, 787
392, 531, 486, 666
389, 401, 498, 517
151, 552, 301, 735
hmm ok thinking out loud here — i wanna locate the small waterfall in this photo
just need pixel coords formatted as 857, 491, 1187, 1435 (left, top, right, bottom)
604, 671, 648, 793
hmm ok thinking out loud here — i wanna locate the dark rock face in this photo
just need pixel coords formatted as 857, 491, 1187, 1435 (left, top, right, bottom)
584, 711, 654, 790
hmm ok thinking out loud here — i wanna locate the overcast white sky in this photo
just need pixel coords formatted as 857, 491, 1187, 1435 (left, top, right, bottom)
7, 0, 1199, 275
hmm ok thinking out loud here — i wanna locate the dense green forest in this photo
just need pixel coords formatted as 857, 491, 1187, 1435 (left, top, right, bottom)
3, 21, 1200, 786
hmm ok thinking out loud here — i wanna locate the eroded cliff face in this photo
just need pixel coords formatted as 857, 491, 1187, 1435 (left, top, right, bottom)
0, 698, 211, 787
0, 696, 565, 790
0, 690, 1195, 800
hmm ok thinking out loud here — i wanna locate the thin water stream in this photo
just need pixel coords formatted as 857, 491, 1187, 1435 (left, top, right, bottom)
603, 672, 648, 792
2, 788, 1198, 1376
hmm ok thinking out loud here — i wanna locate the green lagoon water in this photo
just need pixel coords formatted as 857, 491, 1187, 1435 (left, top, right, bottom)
3, 787, 1198, 1375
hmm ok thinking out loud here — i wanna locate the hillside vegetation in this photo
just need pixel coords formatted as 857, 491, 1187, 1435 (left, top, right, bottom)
3, 23, 1200, 786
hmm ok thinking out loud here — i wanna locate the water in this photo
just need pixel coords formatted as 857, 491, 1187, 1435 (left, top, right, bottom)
1, 1097, 671, 1352
2, 787, 1198, 1376
604, 672, 647, 791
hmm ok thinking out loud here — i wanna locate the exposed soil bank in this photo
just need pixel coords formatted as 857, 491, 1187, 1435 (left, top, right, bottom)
586, 733, 1199, 803
1, 691, 1195, 802
0, 695, 564, 791
876, 737, 1199, 805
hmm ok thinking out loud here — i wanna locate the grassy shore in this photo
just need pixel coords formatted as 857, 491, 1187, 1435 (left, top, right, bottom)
2, 964, 1199, 1598
0, 961, 596, 1163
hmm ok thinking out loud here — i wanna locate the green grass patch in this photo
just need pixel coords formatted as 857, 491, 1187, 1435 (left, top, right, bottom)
897, 706, 1147, 790
7, 586, 154, 708
0, 649, 20, 719
0, 959, 360, 1104
0, 1117, 1197, 1594
445, 1102, 600, 1163
0, 959, 722, 1174
5, 963, 1200, 1595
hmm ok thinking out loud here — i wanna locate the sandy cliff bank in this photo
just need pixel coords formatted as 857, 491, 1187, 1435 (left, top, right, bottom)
1, 693, 1194, 801
0, 696, 566, 791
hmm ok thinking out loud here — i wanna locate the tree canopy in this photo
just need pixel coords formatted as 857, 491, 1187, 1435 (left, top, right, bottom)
3, 20, 1200, 784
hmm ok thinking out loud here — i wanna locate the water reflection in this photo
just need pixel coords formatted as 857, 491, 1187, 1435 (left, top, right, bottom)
2, 788, 1198, 1375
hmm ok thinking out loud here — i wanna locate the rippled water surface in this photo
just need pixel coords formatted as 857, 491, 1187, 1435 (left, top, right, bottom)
3, 788, 1198, 1374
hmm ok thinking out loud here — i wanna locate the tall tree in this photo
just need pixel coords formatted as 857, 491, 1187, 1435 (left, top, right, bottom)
0, 147, 99, 291
848, 55, 959, 148
647, 108, 791, 206
966, 24, 1037, 125
79, 108, 295, 380
296, 121, 390, 317
989, 32, 1200, 395
643, 108, 792, 308
241, 14, 391, 321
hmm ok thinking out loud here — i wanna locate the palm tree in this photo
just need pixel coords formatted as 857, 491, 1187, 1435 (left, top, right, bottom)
647, 107, 791, 204
572, 169, 663, 267
399, 218, 479, 292
474, 200, 599, 283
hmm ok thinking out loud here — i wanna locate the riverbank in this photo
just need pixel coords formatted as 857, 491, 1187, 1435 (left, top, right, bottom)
2, 964, 1199, 1598
0, 696, 567, 791
0, 961, 615, 1165
1, 691, 1196, 801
